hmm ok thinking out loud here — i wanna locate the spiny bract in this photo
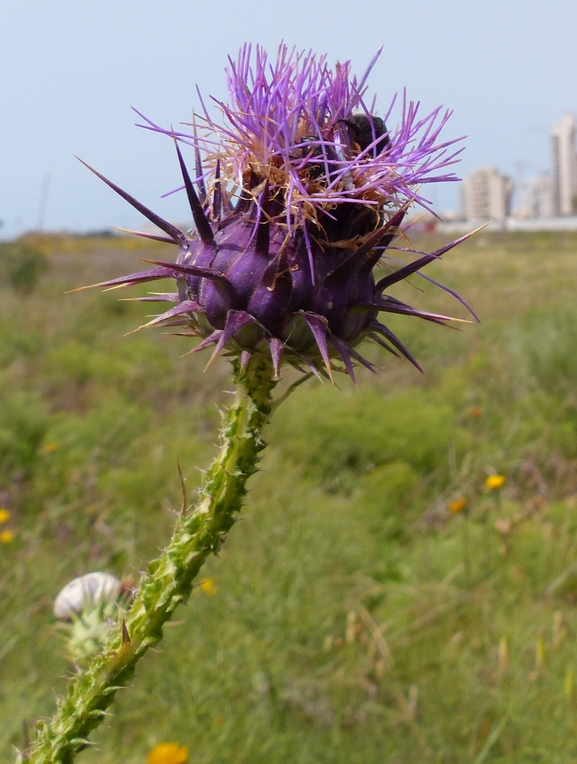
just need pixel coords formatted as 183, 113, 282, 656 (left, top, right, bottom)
82, 44, 475, 381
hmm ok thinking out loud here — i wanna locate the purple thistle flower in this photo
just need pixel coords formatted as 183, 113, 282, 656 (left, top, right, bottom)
81, 44, 475, 381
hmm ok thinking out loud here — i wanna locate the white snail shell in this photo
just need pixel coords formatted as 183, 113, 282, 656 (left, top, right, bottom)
53, 572, 122, 621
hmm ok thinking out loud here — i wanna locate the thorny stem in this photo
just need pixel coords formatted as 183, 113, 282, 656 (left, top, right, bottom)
20, 356, 277, 764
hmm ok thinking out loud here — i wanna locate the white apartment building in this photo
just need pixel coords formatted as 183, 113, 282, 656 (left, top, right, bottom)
551, 112, 577, 216
517, 172, 554, 219
461, 166, 513, 223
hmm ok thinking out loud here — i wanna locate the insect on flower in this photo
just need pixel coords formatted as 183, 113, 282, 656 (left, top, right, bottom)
79, 44, 476, 381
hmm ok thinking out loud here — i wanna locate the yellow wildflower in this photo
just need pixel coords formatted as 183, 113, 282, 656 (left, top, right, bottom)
0, 530, 15, 544
469, 406, 483, 418
448, 498, 467, 514
485, 474, 506, 490
146, 743, 188, 764
199, 578, 219, 596
42, 442, 59, 453
0, 508, 10, 524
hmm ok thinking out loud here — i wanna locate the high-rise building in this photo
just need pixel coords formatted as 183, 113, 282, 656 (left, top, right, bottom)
461, 166, 513, 223
517, 173, 554, 219
551, 112, 577, 216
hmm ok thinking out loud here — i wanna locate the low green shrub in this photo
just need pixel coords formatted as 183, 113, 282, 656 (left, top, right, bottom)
0, 240, 48, 294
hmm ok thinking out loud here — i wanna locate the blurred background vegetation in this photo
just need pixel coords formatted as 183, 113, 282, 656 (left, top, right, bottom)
2, 231, 577, 762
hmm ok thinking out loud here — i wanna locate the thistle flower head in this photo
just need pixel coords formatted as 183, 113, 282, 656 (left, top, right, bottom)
83, 44, 475, 381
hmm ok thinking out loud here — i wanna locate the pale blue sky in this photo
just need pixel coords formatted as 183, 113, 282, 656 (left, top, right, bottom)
1, 0, 576, 238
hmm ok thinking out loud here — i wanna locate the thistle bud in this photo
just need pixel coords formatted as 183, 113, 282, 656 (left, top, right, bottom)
82, 45, 475, 380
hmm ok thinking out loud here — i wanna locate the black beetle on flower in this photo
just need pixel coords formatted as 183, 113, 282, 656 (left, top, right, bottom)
80, 44, 475, 382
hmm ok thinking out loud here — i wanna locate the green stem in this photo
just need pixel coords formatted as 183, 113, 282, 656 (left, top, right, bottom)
21, 356, 277, 764
461, 512, 471, 587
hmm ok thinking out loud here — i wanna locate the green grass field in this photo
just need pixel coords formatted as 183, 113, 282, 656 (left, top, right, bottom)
2, 231, 577, 762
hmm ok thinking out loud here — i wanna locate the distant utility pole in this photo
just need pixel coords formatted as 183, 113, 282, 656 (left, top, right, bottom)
36, 173, 51, 231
